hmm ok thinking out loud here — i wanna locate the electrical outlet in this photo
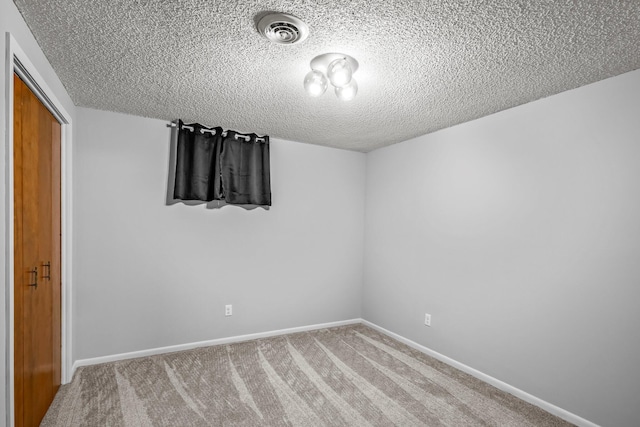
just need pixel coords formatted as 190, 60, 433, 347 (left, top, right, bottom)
225, 304, 232, 316
424, 313, 431, 327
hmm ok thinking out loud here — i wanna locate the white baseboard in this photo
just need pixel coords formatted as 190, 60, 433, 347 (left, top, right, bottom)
71, 318, 360, 375
361, 320, 599, 427
72, 317, 598, 427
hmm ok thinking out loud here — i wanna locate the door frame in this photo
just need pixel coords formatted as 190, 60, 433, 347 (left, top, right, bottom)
4, 32, 73, 426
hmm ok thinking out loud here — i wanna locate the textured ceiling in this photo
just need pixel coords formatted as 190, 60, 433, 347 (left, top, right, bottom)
13, 0, 640, 152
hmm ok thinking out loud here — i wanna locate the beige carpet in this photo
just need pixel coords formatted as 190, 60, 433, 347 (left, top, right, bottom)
42, 324, 573, 426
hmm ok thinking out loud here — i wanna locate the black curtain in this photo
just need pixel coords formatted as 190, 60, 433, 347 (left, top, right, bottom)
221, 131, 271, 206
173, 121, 271, 206
173, 121, 224, 201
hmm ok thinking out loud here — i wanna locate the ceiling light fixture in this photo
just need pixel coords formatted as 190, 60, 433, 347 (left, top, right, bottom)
304, 53, 359, 101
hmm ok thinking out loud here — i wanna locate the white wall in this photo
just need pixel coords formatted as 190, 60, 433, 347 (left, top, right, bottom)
73, 107, 365, 361
363, 69, 640, 427
1, 0, 76, 424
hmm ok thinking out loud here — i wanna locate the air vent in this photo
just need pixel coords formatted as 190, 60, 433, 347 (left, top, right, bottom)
257, 13, 309, 45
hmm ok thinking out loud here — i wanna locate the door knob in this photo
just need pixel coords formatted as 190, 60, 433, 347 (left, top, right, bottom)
42, 261, 51, 280
28, 267, 38, 289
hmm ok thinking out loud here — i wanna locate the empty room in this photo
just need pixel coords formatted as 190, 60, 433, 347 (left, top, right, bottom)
1, 0, 639, 426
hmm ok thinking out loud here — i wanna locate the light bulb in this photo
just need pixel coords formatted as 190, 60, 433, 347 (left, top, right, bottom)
335, 78, 358, 101
303, 70, 328, 97
327, 58, 352, 88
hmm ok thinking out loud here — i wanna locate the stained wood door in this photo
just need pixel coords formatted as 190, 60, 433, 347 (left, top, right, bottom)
13, 73, 62, 427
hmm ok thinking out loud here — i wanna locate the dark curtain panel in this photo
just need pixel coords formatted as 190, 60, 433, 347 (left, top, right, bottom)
220, 132, 271, 206
173, 121, 271, 206
173, 121, 224, 201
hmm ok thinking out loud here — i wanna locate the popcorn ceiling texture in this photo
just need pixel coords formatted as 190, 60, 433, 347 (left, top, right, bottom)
13, 0, 640, 152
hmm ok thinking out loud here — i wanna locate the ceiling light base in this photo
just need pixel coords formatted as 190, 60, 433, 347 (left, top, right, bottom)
310, 53, 359, 74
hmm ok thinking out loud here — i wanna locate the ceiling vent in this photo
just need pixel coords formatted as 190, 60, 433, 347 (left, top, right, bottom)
257, 13, 309, 45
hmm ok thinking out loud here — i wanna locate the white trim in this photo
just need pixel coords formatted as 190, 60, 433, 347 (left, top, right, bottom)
71, 317, 597, 426
4, 32, 74, 427
361, 320, 600, 427
72, 319, 361, 373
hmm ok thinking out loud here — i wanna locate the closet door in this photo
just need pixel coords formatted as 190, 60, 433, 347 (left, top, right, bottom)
13, 73, 62, 427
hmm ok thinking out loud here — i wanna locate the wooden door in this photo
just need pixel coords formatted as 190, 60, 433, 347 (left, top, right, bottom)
13, 73, 62, 427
